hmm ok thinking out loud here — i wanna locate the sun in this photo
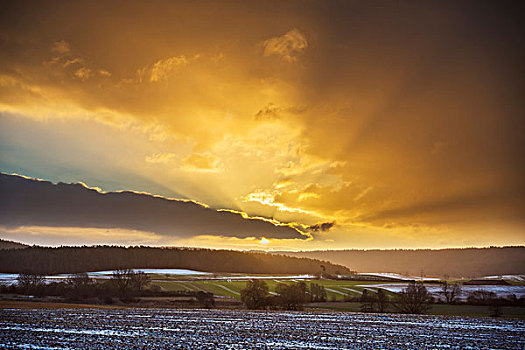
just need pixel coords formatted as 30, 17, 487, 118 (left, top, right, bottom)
259, 237, 270, 245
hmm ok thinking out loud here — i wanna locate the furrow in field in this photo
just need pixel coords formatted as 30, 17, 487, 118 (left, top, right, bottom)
340, 287, 363, 295
325, 288, 348, 296
214, 284, 240, 296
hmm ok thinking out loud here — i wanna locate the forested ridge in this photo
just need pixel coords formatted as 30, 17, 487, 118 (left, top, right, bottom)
0, 239, 28, 250
0, 246, 349, 275
278, 247, 525, 278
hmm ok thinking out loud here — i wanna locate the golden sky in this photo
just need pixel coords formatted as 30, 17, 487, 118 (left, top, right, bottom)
0, 1, 524, 249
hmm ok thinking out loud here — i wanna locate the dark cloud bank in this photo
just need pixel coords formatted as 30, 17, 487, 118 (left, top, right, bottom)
0, 173, 306, 240
307, 221, 336, 233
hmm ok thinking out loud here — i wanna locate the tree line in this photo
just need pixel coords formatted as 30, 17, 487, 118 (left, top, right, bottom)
3, 269, 215, 307
240, 280, 328, 311
0, 246, 350, 275
240, 280, 523, 316
239, 280, 434, 313
5, 269, 152, 303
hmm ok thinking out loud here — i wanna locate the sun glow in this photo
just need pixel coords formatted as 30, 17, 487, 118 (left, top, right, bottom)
0, 1, 522, 249
259, 237, 270, 245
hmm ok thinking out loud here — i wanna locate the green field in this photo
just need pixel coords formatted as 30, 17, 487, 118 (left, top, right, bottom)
152, 278, 395, 301
152, 278, 525, 318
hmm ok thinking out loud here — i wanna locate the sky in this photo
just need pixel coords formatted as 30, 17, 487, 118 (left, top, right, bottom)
0, 0, 524, 250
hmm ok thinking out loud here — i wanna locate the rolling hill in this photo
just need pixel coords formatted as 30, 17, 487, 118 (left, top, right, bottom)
276, 247, 525, 278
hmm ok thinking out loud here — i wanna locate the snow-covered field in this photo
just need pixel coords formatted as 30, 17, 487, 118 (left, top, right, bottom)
481, 275, 525, 282
358, 272, 525, 283
1, 308, 523, 349
0, 273, 69, 285
0, 274, 20, 284
363, 283, 525, 300
87, 268, 212, 277
357, 272, 441, 281
0, 270, 317, 284
211, 274, 316, 280
0, 269, 212, 284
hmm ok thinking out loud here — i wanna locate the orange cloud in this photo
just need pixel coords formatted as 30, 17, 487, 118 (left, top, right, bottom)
148, 55, 190, 82
182, 152, 222, 172
74, 67, 92, 81
145, 153, 176, 164
262, 29, 308, 62
0, 1, 523, 249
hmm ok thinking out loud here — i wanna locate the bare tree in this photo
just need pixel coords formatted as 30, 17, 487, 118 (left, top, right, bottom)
361, 289, 389, 313
488, 297, 503, 317
394, 281, 432, 314
360, 289, 376, 312
196, 291, 215, 308
441, 281, 462, 304
111, 269, 133, 298
130, 271, 150, 292
465, 289, 504, 317
66, 272, 94, 299
467, 289, 497, 305
16, 273, 45, 294
309, 283, 327, 302
111, 269, 150, 300
276, 282, 309, 310
376, 289, 389, 313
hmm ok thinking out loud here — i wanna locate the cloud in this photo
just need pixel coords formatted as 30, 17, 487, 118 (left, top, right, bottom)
0, 225, 163, 247
242, 189, 315, 215
99, 69, 112, 77
298, 192, 320, 201
145, 152, 176, 164
182, 152, 222, 172
254, 103, 307, 122
0, 173, 307, 240
255, 103, 281, 120
74, 67, 92, 81
274, 179, 294, 189
148, 56, 189, 82
52, 40, 70, 55
1, 1, 524, 249
262, 29, 308, 62
45, 41, 109, 83
356, 187, 525, 227
63, 58, 83, 68
354, 185, 374, 201
307, 221, 336, 232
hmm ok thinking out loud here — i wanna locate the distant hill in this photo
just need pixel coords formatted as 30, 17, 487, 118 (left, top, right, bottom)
0, 239, 28, 250
0, 246, 350, 275
275, 247, 525, 279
